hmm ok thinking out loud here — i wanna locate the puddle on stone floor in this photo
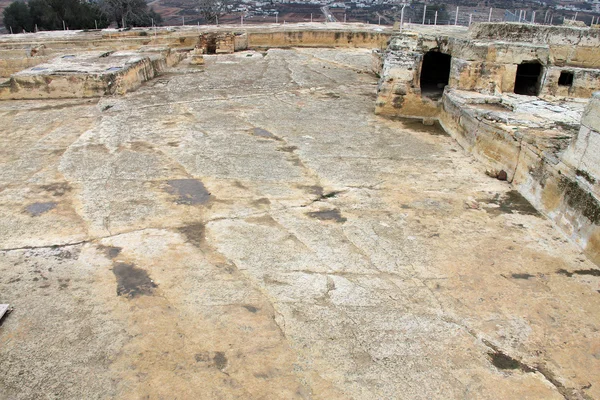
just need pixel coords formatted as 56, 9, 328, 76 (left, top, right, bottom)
112, 262, 157, 298
166, 179, 212, 205
481, 191, 540, 217
307, 209, 347, 223
252, 127, 280, 140
25, 202, 57, 216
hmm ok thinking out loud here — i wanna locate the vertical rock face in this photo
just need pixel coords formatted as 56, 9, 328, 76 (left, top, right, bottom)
375, 23, 600, 119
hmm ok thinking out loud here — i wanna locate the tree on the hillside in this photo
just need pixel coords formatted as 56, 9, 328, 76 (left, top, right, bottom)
99, 0, 161, 27
197, 0, 230, 24
3, 1, 33, 32
3, 0, 108, 32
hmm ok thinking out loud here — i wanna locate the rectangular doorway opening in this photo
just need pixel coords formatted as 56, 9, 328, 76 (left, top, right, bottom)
514, 62, 543, 96
558, 71, 574, 86
420, 51, 452, 101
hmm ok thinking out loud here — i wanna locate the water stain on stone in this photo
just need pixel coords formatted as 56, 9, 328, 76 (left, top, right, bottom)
26, 202, 57, 216
252, 128, 280, 140
178, 223, 206, 248
246, 215, 279, 227
298, 185, 324, 196
481, 191, 539, 216
40, 182, 71, 197
165, 179, 212, 205
233, 181, 248, 190
213, 352, 227, 370
307, 209, 347, 223
557, 268, 600, 277
97, 245, 122, 259
511, 273, 535, 279
195, 352, 209, 363
278, 145, 298, 153
112, 263, 156, 298
243, 305, 259, 313
489, 351, 534, 372
129, 141, 154, 152
252, 197, 271, 206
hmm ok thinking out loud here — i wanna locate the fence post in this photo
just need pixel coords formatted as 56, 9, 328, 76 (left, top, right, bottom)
182, 16, 185, 26
400, 4, 406, 31
63, 20, 66, 30
455, 6, 459, 25
434, 11, 437, 25
488, 8, 493, 22
573, 12, 578, 21
422, 5, 426, 25
469, 14, 472, 26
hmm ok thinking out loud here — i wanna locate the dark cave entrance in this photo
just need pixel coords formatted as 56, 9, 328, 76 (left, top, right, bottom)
206, 37, 217, 54
514, 62, 543, 96
420, 51, 452, 100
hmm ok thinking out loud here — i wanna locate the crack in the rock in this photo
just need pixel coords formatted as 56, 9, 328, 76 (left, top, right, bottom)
441, 316, 589, 400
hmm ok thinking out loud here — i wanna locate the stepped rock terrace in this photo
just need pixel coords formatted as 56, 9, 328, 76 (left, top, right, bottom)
0, 23, 599, 400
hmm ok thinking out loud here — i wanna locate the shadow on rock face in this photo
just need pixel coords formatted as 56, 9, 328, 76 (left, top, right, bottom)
165, 179, 212, 205
113, 262, 157, 298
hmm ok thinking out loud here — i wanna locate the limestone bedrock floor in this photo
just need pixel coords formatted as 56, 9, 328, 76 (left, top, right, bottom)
0, 48, 599, 400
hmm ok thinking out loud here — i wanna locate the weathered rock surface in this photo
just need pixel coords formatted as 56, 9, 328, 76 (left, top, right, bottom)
0, 49, 599, 399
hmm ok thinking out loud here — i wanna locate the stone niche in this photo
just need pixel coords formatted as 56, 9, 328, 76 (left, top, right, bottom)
197, 33, 236, 54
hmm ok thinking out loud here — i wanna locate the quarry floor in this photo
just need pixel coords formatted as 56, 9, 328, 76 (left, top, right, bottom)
1, 48, 599, 400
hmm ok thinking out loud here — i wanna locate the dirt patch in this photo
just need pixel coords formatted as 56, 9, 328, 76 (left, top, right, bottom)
97, 245, 122, 259
213, 352, 227, 370
40, 182, 72, 197
178, 223, 206, 248
166, 179, 212, 205
307, 209, 346, 223
112, 262, 157, 298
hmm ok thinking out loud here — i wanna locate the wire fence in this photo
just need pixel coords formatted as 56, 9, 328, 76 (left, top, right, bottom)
397, 5, 599, 28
